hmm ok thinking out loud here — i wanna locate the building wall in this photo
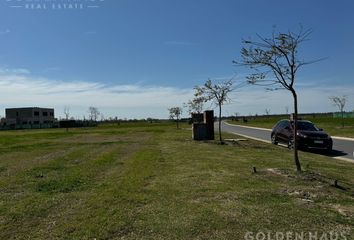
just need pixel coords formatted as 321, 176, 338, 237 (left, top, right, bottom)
5, 107, 55, 128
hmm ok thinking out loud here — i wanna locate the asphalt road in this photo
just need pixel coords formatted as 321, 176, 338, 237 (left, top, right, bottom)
220, 121, 354, 162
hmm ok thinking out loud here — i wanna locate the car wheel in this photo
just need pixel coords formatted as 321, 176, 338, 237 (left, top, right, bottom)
271, 134, 278, 145
287, 138, 294, 149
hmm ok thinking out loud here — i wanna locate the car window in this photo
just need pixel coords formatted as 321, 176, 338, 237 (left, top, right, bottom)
275, 120, 290, 129
297, 121, 318, 131
281, 121, 290, 129
277, 121, 286, 128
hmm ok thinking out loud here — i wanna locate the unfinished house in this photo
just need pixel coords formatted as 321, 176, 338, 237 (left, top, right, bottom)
4, 107, 55, 129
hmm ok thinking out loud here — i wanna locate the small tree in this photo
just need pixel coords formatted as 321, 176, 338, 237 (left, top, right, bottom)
234, 27, 316, 172
184, 97, 204, 114
63, 106, 70, 132
265, 108, 270, 117
329, 95, 347, 127
234, 112, 240, 121
64, 106, 70, 120
168, 107, 182, 129
88, 106, 100, 122
147, 117, 153, 123
194, 79, 234, 143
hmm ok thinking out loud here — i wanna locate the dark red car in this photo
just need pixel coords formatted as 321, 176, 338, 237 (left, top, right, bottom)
271, 119, 333, 151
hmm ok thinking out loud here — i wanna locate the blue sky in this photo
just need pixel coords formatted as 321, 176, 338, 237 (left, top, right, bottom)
0, 0, 353, 119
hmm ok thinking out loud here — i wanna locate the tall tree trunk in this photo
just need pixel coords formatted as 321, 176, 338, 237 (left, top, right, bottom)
341, 110, 344, 128
291, 89, 302, 172
218, 103, 222, 142
176, 117, 179, 129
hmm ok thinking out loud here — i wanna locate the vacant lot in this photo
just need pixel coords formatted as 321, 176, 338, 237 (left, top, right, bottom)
0, 123, 353, 239
228, 116, 354, 138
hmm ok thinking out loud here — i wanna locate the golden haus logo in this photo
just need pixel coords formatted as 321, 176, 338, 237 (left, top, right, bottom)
244, 231, 349, 240
3, 0, 105, 10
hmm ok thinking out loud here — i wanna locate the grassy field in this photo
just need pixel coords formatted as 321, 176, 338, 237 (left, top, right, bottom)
228, 116, 354, 138
0, 123, 353, 239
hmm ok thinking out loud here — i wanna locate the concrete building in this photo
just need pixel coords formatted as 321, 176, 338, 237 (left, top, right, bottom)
4, 107, 55, 129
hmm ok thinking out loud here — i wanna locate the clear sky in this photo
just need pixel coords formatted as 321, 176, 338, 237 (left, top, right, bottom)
0, 0, 353, 119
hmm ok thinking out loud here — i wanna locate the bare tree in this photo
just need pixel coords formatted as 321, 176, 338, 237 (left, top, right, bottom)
329, 95, 347, 127
64, 106, 70, 120
194, 79, 234, 143
265, 108, 270, 117
234, 27, 317, 172
168, 107, 182, 129
234, 112, 240, 121
62, 107, 71, 132
88, 106, 100, 122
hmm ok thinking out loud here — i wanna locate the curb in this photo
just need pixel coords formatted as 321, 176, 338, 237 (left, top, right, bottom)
332, 156, 354, 164
228, 131, 271, 144
224, 122, 271, 131
332, 136, 354, 141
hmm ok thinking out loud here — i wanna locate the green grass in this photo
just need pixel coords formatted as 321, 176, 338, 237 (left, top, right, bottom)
0, 123, 353, 239
228, 115, 354, 138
